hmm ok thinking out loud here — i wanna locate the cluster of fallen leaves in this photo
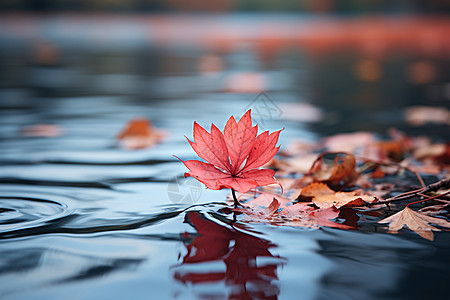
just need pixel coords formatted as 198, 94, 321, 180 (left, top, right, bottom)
232, 129, 450, 240
179, 110, 449, 240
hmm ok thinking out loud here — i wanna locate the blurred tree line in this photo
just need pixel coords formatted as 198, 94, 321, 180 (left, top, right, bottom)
0, 0, 449, 14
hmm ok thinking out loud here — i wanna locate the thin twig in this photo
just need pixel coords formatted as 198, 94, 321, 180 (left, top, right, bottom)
388, 187, 425, 200
412, 169, 426, 188
366, 178, 450, 207
423, 178, 450, 193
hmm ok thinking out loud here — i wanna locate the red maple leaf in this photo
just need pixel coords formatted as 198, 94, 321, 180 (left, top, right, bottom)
178, 110, 282, 194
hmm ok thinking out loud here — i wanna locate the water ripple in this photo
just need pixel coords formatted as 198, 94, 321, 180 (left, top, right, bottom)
0, 196, 72, 234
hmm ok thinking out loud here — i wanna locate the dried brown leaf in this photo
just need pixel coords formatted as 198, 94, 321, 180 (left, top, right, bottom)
298, 182, 376, 209
312, 192, 375, 209
378, 207, 450, 240
307, 152, 358, 189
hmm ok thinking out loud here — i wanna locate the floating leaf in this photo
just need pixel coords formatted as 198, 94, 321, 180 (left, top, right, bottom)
117, 118, 166, 150
378, 207, 450, 240
298, 182, 376, 209
178, 110, 282, 194
235, 193, 354, 230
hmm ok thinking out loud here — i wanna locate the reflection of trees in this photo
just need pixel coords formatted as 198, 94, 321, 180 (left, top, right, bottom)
173, 211, 285, 300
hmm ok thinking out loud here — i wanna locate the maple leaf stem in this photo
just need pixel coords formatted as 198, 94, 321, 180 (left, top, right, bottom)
231, 188, 239, 208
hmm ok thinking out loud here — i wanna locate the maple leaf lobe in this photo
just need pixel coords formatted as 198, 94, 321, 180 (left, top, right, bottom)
179, 110, 281, 193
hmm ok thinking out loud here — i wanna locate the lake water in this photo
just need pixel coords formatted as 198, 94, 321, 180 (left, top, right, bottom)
0, 14, 449, 300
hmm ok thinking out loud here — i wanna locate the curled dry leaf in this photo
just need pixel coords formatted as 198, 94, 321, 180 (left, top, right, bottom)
117, 118, 166, 150
378, 207, 450, 241
308, 152, 358, 190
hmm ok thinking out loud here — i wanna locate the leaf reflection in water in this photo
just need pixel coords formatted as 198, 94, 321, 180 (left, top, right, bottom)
173, 211, 286, 299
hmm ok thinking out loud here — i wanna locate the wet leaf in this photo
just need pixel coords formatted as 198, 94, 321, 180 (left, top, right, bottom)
307, 206, 355, 229
242, 192, 292, 209
378, 207, 450, 240
312, 192, 374, 209
297, 182, 334, 202
178, 110, 282, 194
234, 198, 281, 221
235, 193, 354, 230
117, 118, 166, 150
298, 182, 377, 209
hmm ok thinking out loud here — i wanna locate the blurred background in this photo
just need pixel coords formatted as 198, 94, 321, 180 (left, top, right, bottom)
0, 0, 449, 138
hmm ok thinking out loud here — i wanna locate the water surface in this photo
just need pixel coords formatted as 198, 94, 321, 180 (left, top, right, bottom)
0, 14, 449, 300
